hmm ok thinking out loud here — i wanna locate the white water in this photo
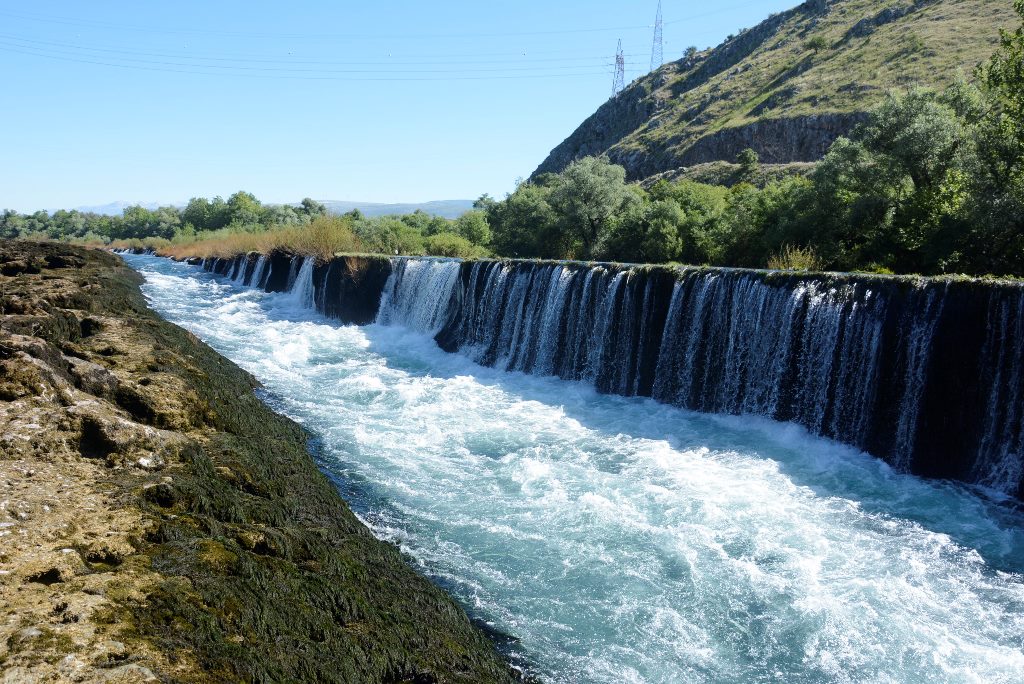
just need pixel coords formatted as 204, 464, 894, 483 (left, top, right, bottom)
128, 255, 1024, 684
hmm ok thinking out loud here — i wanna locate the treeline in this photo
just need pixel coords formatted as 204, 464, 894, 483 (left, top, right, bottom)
0, 192, 329, 243
1, 191, 493, 260
481, 3, 1024, 276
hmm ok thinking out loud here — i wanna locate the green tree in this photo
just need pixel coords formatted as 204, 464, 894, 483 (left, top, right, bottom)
807, 89, 971, 271
299, 198, 327, 219
0, 209, 26, 239
969, 0, 1024, 273
352, 217, 425, 255
424, 232, 481, 258
262, 204, 303, 226
805, 35, 828, 54
487, 182, 565, 258
226, 191, 263, 226
548, 156, 635, 256
454, 210, 491, 246
737, 148, 760, 180
597, 199, 685, 263
473, 194, 498, 212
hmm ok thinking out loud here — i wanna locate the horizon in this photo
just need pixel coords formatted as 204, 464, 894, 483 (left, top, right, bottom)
1, 0, 796, 213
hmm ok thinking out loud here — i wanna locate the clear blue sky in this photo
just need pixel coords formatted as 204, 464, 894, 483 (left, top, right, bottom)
0, 0, 797, 212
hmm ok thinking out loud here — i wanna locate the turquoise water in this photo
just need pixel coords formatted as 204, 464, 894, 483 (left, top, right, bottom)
128, 255, 1024, 684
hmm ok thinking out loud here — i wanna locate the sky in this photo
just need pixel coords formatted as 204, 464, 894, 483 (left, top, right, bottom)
0, 0, 798, 212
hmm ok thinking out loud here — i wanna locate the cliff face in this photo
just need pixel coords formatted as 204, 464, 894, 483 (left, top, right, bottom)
0, 243, 516, 683
534, 0, 1016, 181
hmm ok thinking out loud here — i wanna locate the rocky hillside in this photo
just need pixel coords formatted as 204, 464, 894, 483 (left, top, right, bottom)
0, 243, 517, 683
534, 0, 1017, 181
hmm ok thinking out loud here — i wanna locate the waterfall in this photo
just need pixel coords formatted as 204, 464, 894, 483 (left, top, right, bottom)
975, 290, 1024, 492
285, 258, 301, 291
432, 261, 1024, 497
251, 255, 270, 289
288, 257, 316, 310
187, 252, 1024, 497
890, 285, 947, 471
376, 258, 462, 334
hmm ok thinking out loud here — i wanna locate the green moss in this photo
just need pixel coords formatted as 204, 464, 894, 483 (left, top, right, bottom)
4, 242, 519, 684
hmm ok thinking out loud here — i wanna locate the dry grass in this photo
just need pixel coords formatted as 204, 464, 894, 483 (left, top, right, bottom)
767, 244, 821, 271
114, 216, 363, 263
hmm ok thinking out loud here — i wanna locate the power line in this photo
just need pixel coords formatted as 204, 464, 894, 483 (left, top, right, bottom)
0, 1, 771, 41
0, 44, 614, 81
0, 33, 638, 67
0, 8, 650, 40
0, 39, 616, 74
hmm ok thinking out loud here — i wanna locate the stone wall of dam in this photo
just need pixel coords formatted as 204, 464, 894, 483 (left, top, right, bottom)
181, 251, 1023, 498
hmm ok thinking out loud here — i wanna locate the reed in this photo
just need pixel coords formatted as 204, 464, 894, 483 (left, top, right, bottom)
114, 216, 364, 263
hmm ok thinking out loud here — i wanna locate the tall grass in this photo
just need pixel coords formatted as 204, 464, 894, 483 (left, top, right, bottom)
113, 216, 364, 263
767, 244, 821, 271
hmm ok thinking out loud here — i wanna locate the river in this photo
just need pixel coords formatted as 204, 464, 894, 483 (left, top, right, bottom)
125, 254, 1024, 684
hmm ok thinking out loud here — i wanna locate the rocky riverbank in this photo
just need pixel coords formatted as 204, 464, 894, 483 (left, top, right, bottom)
0, 242, 517, 683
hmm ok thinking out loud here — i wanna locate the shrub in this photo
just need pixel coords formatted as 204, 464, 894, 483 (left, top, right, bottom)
423, 232, 486, 258
805, 35, 829, 53
767, 244, 822, 271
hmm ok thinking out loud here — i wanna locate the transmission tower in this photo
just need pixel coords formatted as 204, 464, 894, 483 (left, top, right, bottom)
650, 0, 664, 72
612, 39, 625, 97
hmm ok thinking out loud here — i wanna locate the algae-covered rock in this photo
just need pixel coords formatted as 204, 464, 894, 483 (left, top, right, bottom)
0, 242, 520, 683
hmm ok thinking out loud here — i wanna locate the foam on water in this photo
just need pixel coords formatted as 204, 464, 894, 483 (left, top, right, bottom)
128, 255, 1024, 684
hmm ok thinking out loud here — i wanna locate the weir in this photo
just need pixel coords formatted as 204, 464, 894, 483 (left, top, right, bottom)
190, 251, 1024, 498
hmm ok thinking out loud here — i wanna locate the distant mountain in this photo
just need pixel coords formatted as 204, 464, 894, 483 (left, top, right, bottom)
319, 200, 475, 219
70, 201, 174, 215
535, 0, 1016, 182
64, 199, 475, 220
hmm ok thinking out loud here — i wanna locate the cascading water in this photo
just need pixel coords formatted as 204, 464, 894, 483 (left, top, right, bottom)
376, 258, 462, 334
182, 253, 1024, 498
123, 252, 1024, 684
249, 254, 269, 289
289, 257, 316, 310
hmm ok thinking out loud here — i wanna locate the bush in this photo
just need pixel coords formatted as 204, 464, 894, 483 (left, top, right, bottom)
805, 35, 829, 53
767, 245, 821, 271
423, 232, 486, 258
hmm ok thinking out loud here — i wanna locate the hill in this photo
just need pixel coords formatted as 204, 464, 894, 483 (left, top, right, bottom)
534, 0, 1018, 181
321, 199, 475, 219
62, 199, 475, 220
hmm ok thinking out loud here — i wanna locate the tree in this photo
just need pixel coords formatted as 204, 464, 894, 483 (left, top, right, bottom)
299, 198, 327, 219
454, 210, 491, 246
597, 199, 685, 263
182, 197, 230, 231
473, 194, 498, 212
737, 148, 760, 179
226, 191, 263, 226
487, 182, 563, 258
548, 156, 635, 256
424, 232, 481, 258
805, 35, 828, 54
262, 204, 303, 226
969, 0, 1024, 272
648, 179, 729, 263
352, 217, 425, 255
805, 89, 971, 271
0, 209, 26, 239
